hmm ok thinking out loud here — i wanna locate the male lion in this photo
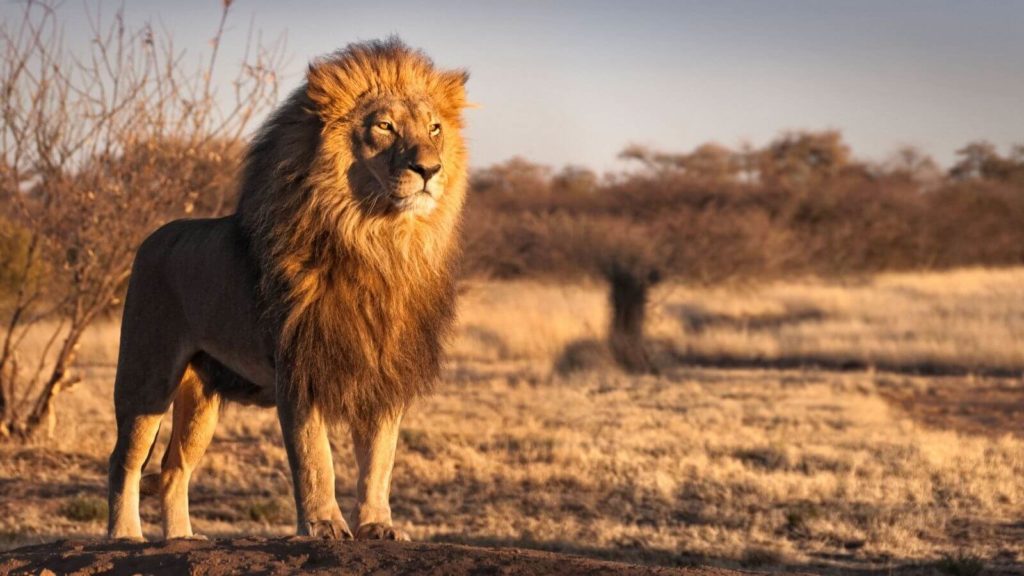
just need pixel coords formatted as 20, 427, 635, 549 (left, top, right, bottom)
107, 39, 470, 542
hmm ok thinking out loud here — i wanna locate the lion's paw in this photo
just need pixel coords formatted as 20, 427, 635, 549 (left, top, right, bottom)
108, 535, 146, 543
355, 523, 410, 541
307, 519, 353, 540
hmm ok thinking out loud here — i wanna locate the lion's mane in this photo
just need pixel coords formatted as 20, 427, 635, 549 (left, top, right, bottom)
236, 39, 469, 428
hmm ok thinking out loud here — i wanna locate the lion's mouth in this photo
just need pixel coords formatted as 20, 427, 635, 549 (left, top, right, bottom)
392, 190, 437, 215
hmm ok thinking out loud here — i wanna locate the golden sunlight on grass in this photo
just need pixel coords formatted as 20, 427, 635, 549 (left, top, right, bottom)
2, 268, 1023, 573
455, 267, 1024, 374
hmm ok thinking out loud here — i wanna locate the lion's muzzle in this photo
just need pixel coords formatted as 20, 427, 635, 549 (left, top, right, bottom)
409, 161, 441, 183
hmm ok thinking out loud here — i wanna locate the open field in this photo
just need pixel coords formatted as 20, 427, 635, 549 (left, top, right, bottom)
2, 268, 1024, 574
454, 267, 1024, 375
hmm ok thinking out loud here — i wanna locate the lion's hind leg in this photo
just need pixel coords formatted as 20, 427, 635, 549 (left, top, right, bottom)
160, 364, 221, 539
108, 412, 165, 540
108, 348, 190, 541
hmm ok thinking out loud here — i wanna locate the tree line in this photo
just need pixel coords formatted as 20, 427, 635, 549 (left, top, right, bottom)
462, 132, 1024, 283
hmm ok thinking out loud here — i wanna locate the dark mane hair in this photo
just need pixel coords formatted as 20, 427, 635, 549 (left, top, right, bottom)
235, 38, 470, 429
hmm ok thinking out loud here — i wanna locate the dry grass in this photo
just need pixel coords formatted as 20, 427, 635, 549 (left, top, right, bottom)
2, 268, 1024, 573
664, 268, 1024, 373
455, 267, 1024, 374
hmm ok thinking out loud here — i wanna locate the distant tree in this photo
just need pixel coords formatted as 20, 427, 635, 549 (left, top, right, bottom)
1011, 145, 1024, 165
468, 157, 556, 213
471, 157, 552, 196
606, 263, 661, 374
575, 219, 674, 374
949, 141, 1019, 182
883, 146, 942, 188
620, 142, 738, 183
551, 165, 598, 196
681, 143, 738, 182
759, 130, 852, 188
618, 144, 686, 173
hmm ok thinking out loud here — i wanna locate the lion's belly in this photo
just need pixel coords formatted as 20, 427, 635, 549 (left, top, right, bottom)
203, 344, 276, 390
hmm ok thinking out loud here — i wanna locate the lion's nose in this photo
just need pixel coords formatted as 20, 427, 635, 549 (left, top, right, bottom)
409, 162, 442, 182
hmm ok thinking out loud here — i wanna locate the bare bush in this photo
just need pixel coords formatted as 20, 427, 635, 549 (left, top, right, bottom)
0, 0, 282, 439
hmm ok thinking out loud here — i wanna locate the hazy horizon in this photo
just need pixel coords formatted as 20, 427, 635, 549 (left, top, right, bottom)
5, 0, 1023, 171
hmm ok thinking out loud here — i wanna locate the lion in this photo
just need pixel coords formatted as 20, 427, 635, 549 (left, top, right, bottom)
107, 38, 470, 542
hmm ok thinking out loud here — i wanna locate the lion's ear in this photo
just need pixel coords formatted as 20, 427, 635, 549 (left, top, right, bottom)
436, 69, 470, 111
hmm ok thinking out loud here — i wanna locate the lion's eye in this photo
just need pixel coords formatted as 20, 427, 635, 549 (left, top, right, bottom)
429, 123, 442, 136
375, 121, 394, 132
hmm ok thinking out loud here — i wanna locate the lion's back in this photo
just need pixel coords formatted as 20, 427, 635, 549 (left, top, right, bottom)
125, 216, 267, 368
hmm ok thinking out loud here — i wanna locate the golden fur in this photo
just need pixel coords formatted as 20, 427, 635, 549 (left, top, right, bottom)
237, 37, 469, 429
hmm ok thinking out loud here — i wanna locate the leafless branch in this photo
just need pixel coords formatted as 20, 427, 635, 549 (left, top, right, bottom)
0, 0, 283, 440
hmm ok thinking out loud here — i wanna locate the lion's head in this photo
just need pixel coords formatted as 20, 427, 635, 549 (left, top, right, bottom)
238, 38, 470, 249
323, 93, 453, 216
305, 40, 469, 219
236, 38, 471, 427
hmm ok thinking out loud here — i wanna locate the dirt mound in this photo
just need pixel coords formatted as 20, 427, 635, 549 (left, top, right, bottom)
0, 538, 741, 576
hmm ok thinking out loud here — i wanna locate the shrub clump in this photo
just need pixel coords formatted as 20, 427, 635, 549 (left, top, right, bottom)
60, 496, 107, 523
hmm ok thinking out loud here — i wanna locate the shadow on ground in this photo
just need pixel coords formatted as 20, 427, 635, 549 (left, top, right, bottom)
0, 537, 721, 576
435, 534, 1024, 576
876, 375, 1024, 438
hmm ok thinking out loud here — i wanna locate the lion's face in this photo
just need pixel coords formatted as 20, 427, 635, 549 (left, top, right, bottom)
346, 96, 451, 216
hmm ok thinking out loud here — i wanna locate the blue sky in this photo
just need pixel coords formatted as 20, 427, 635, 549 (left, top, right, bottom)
10, 0, 1024, 170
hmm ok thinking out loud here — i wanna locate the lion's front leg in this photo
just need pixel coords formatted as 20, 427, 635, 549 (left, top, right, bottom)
276, 385, 352, 540
351, 409, 409, 541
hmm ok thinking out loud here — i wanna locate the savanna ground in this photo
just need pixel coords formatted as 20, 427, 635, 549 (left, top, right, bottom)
2, 267, 1024, 574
